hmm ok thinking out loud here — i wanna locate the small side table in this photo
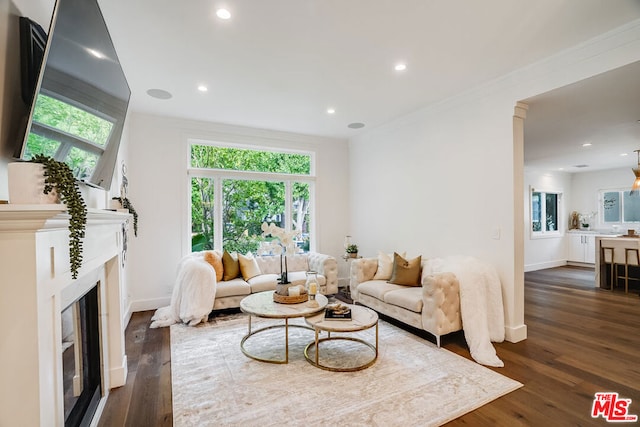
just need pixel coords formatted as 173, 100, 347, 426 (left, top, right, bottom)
303, 304, 378, 372
338, 255, 361, 299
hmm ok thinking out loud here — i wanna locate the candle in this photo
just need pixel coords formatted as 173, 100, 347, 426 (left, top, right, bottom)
288, 286, 300, 297
309, 282, 317, 295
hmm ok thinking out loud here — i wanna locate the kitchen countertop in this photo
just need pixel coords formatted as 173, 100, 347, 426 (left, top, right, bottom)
567, 229, 624, 236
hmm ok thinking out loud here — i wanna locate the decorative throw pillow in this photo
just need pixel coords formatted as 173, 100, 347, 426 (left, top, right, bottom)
238, 253, 262, 281
222, 250, 240, 281
373, 251, 407, 280
203, 251, 224, 282
388, 252, 422, 286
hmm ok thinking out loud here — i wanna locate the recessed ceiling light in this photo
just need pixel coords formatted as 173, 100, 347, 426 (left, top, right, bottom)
582, 143, 592, 147
394, 63, 407, 71
198, 85, 208, 92
621, 153, 629, 156
348, 122, 365, 129
146, 88, 173, 100
326, 108, 335, 115
216, 8, 231, 19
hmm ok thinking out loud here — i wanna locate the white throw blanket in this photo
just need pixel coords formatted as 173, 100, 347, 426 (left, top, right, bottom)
424, 256, 505, 367
150, 256, 217, 328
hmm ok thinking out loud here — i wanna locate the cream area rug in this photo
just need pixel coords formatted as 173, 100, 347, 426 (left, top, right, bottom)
170, 314, 522, 427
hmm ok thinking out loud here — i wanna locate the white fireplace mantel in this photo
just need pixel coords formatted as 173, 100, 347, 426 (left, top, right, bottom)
0, 204, 130, 426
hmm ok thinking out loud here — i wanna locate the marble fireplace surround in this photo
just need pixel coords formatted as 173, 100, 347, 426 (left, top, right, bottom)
0, 205, 129, 426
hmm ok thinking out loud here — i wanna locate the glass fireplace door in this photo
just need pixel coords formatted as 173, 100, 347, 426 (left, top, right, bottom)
61, 285, 102, 426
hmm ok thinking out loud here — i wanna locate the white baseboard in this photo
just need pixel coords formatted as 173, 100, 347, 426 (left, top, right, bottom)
109, 355, 128, 388
524, 260, 567, 272
123, 302, 133, 329
566, 261, 595, 268
505, 324, 527, 343
129, 297, 171, 314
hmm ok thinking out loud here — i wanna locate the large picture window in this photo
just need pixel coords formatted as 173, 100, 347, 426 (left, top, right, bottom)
531, 189, 562, 236
189, 143, 314, 253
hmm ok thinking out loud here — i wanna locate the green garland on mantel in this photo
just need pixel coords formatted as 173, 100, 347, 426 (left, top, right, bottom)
31, 154, 87, 279
112, 196, 138, 236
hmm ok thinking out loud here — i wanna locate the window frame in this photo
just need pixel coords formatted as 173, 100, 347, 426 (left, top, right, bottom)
187, 141, 316, 253
530, 186, 563, 239
599, 188, 640, 227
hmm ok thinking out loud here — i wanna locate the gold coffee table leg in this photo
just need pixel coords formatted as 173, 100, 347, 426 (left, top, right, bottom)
285, 318, 289, 364
375, 322, 378, 357
304, 322, 378, 372
241, 319, 312, 364
315, 328, 319, 365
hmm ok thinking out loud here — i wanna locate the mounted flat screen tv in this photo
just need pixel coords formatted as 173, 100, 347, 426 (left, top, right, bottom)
14, 0, 130, 190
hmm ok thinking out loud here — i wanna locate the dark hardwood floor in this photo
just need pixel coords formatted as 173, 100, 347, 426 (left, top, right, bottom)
99, 266, 640, 426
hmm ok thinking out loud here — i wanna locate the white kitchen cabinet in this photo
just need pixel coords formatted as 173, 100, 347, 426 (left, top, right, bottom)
568, 233, 596, 263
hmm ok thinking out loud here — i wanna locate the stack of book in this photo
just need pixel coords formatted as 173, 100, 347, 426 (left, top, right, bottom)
324, 303, 352, 321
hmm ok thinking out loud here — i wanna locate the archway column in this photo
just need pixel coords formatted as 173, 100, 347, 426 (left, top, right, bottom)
506, 101, 529, 343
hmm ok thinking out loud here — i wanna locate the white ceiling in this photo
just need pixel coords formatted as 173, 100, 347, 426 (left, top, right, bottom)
524, 60, 640, 173
97, 0, 640, 162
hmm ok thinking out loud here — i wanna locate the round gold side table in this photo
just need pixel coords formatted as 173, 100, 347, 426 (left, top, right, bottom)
304, 304, 378, 372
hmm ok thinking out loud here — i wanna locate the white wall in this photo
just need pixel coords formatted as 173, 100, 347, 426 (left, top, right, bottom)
349, 19, 640, 343
125, 113, 349, 312
523, 169, 572, 271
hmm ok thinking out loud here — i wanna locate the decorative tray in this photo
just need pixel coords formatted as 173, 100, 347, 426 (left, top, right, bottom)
273, 292, 308, 304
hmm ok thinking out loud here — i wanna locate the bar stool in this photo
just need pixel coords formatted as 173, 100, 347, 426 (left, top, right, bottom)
618, 248, 640, 293
600, 246, 616, 290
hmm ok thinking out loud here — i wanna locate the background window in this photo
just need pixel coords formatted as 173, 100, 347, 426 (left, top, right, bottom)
190, 144, 311, 175
603, 190, 640, 223
191, 177, 215, 251
531, 190, 561, 234
603, 191, 621, 222
292, 182, 311, 252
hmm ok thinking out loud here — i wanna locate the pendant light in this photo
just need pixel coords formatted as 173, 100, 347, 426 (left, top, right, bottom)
631, 150, 640, 196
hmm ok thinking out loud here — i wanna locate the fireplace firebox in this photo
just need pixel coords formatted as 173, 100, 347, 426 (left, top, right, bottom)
62, 285, 102, 426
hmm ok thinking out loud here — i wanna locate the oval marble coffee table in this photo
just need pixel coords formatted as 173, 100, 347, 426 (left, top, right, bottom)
304, 304, 379, 372
240, 290, 328, 364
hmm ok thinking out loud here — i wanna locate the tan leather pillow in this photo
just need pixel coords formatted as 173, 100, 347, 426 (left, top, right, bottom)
222, 250, 240, 281
203, 251, 224, 282
238, 253, 262, 280
388, 252, 422, 286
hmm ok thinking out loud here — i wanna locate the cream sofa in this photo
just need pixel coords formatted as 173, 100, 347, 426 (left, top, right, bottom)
350, 256, 462, 346
197, 252, 338, 310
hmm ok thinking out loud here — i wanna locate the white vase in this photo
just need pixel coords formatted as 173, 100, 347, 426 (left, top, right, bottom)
109, 199, 123, 209
8, 162, 59, 204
